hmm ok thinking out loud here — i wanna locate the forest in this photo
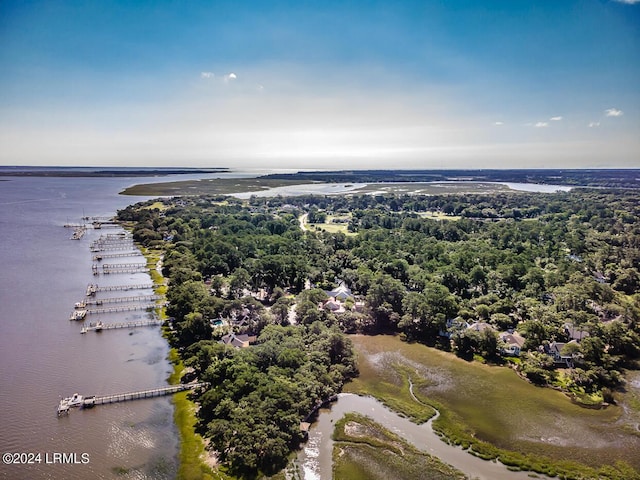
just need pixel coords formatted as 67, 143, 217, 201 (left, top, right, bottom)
118, 186, 640, 476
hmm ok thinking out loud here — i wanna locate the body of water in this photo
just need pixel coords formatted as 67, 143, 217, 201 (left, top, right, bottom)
0, 173, 226, 480
297, 393, 552, 480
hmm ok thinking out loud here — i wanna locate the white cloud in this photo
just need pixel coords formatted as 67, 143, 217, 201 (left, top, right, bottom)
605, 108, 624, 117
493, 121, 504, 126
550, 116, 563, 121
534, 122, 548, 128
224, 73, 237, 82
200, 72, 214, 79
612, 0, 640, 4
588, 122, 600, 128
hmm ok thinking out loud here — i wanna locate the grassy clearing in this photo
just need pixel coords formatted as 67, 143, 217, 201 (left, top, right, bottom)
345, 334, 640, 480
308, 222, 353, 235
142, 201, 169, 211
416, 211, 462, 221
306, 214, 355, 235
332, 413, 466, 480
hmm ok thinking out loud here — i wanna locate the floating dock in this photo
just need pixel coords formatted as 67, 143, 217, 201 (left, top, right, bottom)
81, 319, 163, 333
71, 227, 87, 240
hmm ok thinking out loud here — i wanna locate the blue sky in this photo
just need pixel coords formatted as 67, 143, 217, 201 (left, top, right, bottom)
0, 0, 638, 169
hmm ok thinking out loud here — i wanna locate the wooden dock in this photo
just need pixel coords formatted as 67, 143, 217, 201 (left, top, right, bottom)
93, 264, 149, 275
81, 319, 163, 333
84, 294, 163, 306
86, 304, 162, 315
86, 284, 154, 295
58, 383, 208, 414
93, 251, 142, 261
83, 216, 116, 223
90, 239, 134, 247
102, 263, 147, 269
91, 244, 135, 252
101, 267, 149, 275
91, 383, 208, 405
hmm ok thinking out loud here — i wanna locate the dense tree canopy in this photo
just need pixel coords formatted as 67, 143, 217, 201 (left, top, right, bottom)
118, 187, 640, 474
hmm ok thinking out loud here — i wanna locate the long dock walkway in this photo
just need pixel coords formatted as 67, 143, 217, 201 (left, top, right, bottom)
92, 383, 208, 405
86, 283, 154, 296
93, 252, 142, 261
81, 319, 163, 333
58, 383, 209, 414
102, 263, 147, 269
83, 294, 163, 306
91, 244, 135, 252
93, 264, 149, 275
86, 304, 162, 315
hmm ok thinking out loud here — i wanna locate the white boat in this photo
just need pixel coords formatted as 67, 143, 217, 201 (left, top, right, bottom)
63, 393, 84, 407
70, 310, 87, 321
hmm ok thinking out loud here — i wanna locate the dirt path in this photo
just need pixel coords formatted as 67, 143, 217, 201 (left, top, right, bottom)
299, 213, 309, 231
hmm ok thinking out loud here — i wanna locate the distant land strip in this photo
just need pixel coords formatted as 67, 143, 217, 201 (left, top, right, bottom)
0, 167, 229, 177
121, 177, 312, 196
120, 168, 640, 196
261, 169, 640, 189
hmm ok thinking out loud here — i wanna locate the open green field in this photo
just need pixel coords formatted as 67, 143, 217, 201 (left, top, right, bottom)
307, 214, 354, 235
344, 335, 640, 479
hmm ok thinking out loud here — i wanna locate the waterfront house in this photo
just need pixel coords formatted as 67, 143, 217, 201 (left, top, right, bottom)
545, 341, 577, 367
499, 331, 526, 356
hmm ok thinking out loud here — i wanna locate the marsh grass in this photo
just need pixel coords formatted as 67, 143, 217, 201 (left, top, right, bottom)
121, 178, 309, 196
345, 334, 640, 480
332, 413, 466, 480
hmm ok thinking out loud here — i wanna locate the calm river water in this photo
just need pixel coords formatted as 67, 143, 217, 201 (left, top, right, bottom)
0, 174, 225, 480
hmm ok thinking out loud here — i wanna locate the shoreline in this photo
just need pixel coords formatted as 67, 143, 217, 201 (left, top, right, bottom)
135, 242, 221, 480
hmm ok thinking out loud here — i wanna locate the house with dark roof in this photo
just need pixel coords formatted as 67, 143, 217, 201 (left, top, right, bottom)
564, 323, 589, 342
